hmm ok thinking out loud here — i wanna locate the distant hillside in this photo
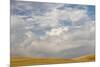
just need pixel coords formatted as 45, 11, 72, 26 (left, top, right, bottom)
73, 55, 95, 62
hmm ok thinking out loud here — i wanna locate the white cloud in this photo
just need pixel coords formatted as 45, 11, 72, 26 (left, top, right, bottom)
46, 27, 69, 36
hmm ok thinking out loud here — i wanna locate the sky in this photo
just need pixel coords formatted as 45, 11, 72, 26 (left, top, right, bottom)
11, 0, 95, 58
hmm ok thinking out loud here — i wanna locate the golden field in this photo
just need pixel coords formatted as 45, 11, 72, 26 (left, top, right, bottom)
11, 54, 95, 67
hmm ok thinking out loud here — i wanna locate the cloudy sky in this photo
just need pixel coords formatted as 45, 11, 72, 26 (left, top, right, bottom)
11, 0, 95, 58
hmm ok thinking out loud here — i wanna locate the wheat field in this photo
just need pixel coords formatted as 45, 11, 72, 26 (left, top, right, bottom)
11, 54, 95, 67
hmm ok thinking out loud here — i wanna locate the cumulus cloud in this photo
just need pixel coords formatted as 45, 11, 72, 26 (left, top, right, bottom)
11, 1, 95, 58
46, 27, 69, 36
